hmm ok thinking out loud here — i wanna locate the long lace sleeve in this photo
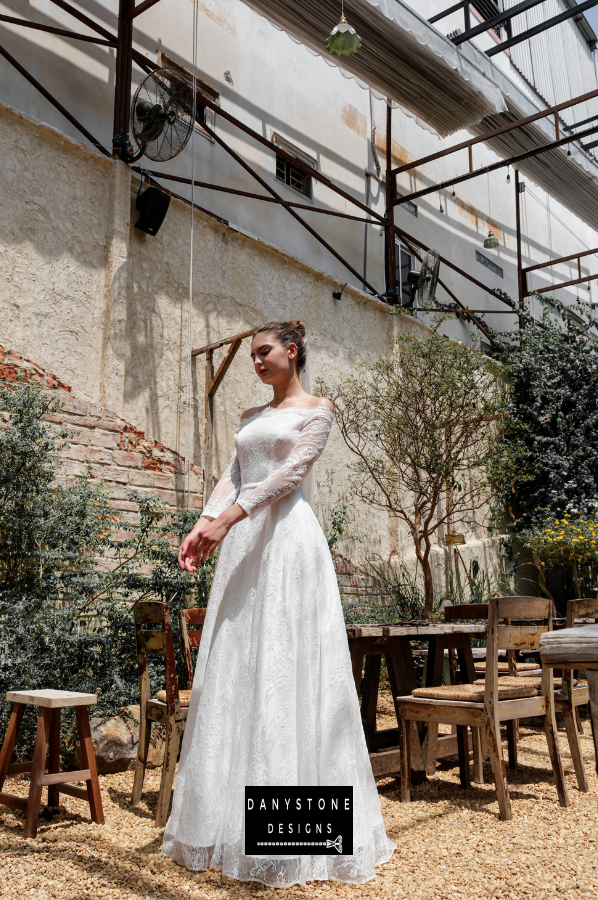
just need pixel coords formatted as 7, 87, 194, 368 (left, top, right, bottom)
236, 406, 333, 520
200, 449, 241, 519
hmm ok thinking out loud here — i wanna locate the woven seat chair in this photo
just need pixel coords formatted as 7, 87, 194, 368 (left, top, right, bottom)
398, 596, 569, 820
131, 601, 188, 827
179, 607, 207, 689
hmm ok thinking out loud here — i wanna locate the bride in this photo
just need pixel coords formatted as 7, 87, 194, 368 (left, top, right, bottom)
162, 320, 396, 886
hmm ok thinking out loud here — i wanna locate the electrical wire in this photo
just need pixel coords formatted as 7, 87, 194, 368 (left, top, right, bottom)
185, 0, 199, 510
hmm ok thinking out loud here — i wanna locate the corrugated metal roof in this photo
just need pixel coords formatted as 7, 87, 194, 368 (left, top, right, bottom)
239, 0, 598, 228
464, 38, 598, 230
506, 0, 598, 135
238, 0, 507, 137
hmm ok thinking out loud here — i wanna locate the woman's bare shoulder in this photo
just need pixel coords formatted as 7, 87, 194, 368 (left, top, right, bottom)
240, 404, 268, 420
310, 396, 334, 413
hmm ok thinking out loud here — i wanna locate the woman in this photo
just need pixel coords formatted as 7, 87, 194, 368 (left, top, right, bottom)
162, 320, 396, 886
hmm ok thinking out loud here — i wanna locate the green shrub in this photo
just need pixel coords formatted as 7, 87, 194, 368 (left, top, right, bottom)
0, 381, 215, 757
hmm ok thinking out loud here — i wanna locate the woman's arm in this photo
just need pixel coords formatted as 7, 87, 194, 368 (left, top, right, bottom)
179, 501, 248, 571
235, 405, 333, 520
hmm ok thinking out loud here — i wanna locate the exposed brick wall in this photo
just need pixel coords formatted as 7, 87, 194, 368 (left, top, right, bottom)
333, 551, 391, 605
1, 344, 383, 588
0, 345, 204, 518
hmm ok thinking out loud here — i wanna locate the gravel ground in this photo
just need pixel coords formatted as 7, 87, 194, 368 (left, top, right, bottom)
1, 701, 598, 899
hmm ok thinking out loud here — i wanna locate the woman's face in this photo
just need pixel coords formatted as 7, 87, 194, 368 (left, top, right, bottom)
250, 332, 298, 385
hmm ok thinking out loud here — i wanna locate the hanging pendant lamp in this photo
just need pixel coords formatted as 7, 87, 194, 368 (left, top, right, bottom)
483, 173, 499, 249
326, 1, 362, 58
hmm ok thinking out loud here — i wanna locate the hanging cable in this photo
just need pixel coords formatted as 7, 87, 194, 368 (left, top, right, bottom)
185, 0, 199, 510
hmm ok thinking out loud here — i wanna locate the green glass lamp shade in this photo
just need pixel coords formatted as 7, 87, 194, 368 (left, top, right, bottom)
326, 16, 362, 57
483, 230, 499, 249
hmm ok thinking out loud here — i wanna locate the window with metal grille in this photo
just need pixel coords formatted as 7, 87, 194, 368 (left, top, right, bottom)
476, 250, 503, 278
396, 194, 418, 217
275, 155, 312, 197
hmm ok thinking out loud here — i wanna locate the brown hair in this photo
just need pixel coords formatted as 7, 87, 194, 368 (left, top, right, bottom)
252, 320, 307, 374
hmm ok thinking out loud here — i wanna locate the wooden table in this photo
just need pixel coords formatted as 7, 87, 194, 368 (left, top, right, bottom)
346, 622, 487, 778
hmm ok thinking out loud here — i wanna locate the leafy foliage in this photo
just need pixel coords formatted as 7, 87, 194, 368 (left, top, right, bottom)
319, 331, 505, 617
492, 309, 598, 531
0, 381, 215, 756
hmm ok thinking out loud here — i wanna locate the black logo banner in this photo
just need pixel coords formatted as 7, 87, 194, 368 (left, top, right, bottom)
245, 787, 353, 856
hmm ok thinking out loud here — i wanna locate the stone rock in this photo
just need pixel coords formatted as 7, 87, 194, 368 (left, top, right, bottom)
78, 705, 165, 774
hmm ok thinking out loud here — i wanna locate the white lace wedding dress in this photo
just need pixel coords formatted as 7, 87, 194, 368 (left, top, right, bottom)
162, 403, 396, 886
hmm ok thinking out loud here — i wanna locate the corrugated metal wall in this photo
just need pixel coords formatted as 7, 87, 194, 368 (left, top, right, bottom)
504, 0, 598, 135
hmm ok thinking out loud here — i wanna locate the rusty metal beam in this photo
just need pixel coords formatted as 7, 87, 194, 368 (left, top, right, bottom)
137, 169, 382, 224
130, 50, 388, 229
113, 0, 135, 156
515, 170, 524, 329
390, 121, 598, 210
486, 0, 598, 58
48, 0, 115, 42
132, 173, 229, 227
393, 229, 500, 348
0, 41, 111, 157
530, 272, 598, 295
392, 86, 598, 177
522, 245, 598, 274
385, 103, 397, 297
197, 110, 381, 296
393, 224, 513, 307
128, 0, 163, 18
0, 14, 117, 45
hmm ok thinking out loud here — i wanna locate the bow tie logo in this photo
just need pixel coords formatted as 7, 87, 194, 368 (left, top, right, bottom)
326, 835, 342, 853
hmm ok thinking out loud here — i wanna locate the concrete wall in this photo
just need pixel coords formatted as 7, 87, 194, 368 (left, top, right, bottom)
1, 0, 598, 348
1, 98, 455, 570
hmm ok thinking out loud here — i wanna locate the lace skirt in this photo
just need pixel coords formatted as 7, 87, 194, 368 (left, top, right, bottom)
162, 487, 396, 887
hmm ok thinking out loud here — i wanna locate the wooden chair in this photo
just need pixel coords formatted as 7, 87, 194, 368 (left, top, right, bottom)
179, 607, 207, 689
398, 596, 569, 820
0, 690, 104, 838
445, 603, 526, 771
130, 601, 190, 827
552, 598, 598, 792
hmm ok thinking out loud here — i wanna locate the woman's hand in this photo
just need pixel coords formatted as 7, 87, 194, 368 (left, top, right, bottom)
178, 504, 248, 572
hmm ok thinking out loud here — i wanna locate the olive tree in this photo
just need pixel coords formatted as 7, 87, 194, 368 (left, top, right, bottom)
319, 332, 504, 617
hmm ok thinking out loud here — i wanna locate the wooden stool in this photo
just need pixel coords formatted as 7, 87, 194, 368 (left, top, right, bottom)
0, 690, 105, 838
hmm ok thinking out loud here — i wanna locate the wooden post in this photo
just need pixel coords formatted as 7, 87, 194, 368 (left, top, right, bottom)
194, 330, 252, 508
203, 349, 214, 507
385, 101, 397, 299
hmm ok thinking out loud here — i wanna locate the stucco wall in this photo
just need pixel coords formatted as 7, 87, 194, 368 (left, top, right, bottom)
0, 98, 502, 577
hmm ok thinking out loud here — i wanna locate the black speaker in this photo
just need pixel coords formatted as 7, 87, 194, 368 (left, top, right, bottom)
135, 186, 171, 235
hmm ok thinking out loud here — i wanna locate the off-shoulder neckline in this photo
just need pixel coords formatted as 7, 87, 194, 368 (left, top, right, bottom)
265, 403, 333, 414
240, 403, 333, 423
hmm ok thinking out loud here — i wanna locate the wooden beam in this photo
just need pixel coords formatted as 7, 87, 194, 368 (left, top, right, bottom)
42, 769, 91, 785
0, 791, 28, 812
58, 783, 89, 801
203, 350, 214, 507
192, 328, 255, 357
208, 338, 243, 397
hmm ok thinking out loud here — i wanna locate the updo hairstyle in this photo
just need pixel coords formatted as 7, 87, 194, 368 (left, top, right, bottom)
253, 320, 308, 374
